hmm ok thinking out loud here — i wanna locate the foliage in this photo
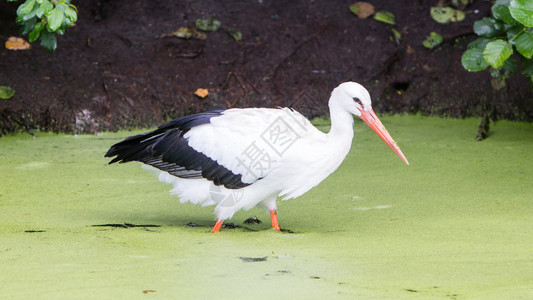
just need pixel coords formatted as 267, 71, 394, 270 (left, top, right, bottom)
0, 86, 15, 99
226, 27, 242, 42
430, 6, 465, 23
195, 18, 221, 32
422, 32, 444, 49
373, 10, 395, 25
461, 0, 533, 87
7, 0, 78, 52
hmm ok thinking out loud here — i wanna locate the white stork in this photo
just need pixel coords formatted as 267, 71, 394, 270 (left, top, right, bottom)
105, 82, 409, 232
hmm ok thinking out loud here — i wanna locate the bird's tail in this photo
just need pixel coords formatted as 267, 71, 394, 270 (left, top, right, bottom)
105, 110, 225, 164
105, 129, 166, 164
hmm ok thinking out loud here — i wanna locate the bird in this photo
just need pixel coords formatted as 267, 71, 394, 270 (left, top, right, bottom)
105, 82, 409, 232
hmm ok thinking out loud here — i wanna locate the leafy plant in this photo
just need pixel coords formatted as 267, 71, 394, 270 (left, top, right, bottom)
461, 0, 533, 88
195, 18, 221, 32
8, 0, 78, 52
0, 86, 15, 99
374, 10, 395, 25
430, 6, 465, 24
423, 32, 444, 49
226, 28, 242, 42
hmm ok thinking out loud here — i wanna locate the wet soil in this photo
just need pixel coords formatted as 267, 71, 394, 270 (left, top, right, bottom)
0, 0, 531, 135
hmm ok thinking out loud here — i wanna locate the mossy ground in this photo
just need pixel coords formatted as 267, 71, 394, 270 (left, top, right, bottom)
1, 116, 532, 299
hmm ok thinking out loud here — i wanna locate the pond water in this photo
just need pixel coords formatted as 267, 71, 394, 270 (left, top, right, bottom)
1, 116, 531, 299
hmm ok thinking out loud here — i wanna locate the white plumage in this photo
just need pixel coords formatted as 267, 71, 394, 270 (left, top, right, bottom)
106, 82, 408, 232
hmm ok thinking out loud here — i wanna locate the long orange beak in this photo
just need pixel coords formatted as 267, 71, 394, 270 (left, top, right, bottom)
359, 109, 409, 165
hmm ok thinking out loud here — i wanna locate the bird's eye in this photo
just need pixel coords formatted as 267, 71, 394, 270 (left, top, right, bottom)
353, 97, 362, 106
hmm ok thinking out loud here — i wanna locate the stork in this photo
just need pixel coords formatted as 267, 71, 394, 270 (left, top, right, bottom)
105, 82, 409, 232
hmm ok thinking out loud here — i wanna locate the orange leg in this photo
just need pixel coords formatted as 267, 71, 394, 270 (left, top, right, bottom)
270, 210, 281, 231
212, 219, 223, 233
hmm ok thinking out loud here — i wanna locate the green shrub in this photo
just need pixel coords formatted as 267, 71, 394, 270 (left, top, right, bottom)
8, 0, 78, 52
461, 0, 532, 88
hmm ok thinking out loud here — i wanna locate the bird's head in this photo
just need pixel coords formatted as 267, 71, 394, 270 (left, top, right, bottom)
332, 81, 372, 117
332, 82, 409, 165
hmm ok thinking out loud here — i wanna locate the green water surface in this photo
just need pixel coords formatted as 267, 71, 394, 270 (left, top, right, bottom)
0, 116, 531, 299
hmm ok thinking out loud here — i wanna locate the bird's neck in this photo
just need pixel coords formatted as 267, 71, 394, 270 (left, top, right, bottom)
328, 104, 354, 141
304, 102, 354, 180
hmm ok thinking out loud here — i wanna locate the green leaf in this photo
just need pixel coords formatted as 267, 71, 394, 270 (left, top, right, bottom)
56, 3, 66, 13
69, 4, 78, 14
492, 3, 517, 25
40, 30, 57, 52
374, 11, 395, 25
431, 6, 454, 23
36, 1, 53, 18
514, 31, 533, 59
462, 48, 489, 71
430, 7, 464, 23
29, 21, 45, 42
195, 18, 221, 32
467, 37, 492, 50
494, 0, 512, 5
391, 28, 401, 39
422, 32, 443, 49
0, 86, 15, 100
506, 24, 526, 40
17, 0, 36, 16
453, 10, 465, 22
521, 56, 533, 77
502, 57, 517, 77
227, 28, 242, 42
19, 16, 36, 35
46, 6, 64, 32
474, 17, 505, 38
64, 5, 77, 23
21, 2, 39, 21
509, 0, 533, 27
483, 39, 513, 68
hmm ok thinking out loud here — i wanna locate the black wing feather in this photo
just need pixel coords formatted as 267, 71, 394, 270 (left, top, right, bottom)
105, 110, 251, 189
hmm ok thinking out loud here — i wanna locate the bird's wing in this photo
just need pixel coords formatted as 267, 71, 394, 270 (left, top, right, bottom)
105, 108, 316, 189
184, 107, 316, 184
105, 110, 247, 188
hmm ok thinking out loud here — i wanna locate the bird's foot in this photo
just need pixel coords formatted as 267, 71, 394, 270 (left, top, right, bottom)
213, 212, 280, 232
211, 219, 223, 233
269, 210, 281, 231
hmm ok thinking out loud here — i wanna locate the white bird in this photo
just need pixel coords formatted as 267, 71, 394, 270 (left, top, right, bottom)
105, 82, 409, 232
